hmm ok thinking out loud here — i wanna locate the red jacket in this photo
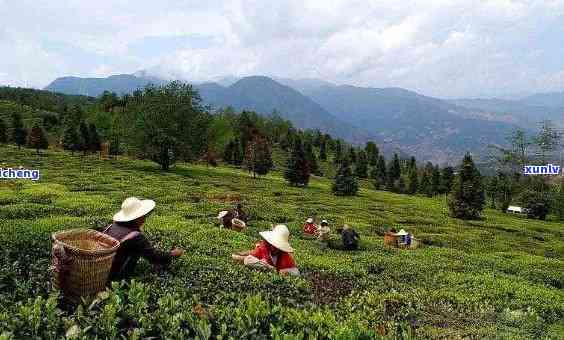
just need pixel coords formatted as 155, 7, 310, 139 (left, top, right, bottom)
250, 240, 296, 272
303, 222, 318, 235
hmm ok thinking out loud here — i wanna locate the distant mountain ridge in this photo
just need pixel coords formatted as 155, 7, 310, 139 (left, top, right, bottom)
45, 72, 557, 164
45, 73, 380, 149
45, 74, 165, 96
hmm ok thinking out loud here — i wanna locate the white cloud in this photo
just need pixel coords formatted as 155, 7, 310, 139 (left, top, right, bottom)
1, 0, 564, 97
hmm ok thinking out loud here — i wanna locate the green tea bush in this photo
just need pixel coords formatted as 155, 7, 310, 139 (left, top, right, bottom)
0, 146, 562, 338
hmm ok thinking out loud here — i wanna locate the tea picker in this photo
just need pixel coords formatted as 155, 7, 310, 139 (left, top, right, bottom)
52, 197, 184, 303
232, 224, 300, 276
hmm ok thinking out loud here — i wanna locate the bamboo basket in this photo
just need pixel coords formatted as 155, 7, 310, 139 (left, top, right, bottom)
51, 229, 120, 303
383, 233, 398, 247
231, 218, 247, 231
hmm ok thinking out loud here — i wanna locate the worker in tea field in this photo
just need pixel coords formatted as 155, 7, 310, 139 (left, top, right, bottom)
341, 224, 360, 250
218, 203, 248, 231
303, 217, 318, 236
395, 229, 412, 247
232, 224, 300, 276
104, 197, 184, 280
316, 220, 331, 249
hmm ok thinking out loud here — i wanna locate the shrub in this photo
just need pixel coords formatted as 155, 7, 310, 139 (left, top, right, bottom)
518, 189, 551, 220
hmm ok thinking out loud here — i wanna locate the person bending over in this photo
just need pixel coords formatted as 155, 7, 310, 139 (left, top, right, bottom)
232, 224, 299, 276
104, 197, 184, 281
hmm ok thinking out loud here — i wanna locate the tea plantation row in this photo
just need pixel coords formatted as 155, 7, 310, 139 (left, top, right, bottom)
0, 146, 563, 339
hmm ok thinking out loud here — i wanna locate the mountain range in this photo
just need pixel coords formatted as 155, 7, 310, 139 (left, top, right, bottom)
44, 73, 564, 164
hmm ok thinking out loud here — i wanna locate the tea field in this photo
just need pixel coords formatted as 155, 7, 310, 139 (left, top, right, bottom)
0, 145, 563, 339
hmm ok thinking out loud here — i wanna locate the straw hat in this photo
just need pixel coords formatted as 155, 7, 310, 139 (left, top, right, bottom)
395, 229, 408, 236
306, 218, 314, 223
113, 197, 155, 222
218, 210, 229, 221
259, 224, 294, 253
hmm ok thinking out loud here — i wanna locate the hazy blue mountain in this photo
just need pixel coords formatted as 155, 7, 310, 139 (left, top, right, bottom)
449, 97, 564, 127
302, 84, 521, 164
46, 73, 535, 163
46, 74, 380, 148
45, 74, 165, 97
198, 76, 376, 145
519, 91, 564, 108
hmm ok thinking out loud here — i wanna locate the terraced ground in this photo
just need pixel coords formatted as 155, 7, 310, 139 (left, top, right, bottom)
0, 145, 563, 339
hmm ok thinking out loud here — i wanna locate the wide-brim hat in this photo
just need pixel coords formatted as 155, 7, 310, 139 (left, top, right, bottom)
113, 197, 155, 222
218, 210, 229, 220
395, 229, 408, 236
259, 224, 294, 253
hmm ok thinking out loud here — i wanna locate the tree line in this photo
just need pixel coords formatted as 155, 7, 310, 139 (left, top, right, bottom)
2, 83, 562, 221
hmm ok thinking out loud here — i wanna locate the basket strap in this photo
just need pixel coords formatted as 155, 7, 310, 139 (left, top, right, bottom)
120, 231, 140, 243
52, 241, 72, 289
102, 223, 113, 234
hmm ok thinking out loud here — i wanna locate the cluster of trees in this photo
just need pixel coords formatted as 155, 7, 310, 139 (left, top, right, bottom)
3, 84, 562, 221
0, 113, 48, 154
486, 123, 564, 221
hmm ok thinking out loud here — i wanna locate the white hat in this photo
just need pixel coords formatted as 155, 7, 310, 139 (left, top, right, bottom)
321, 220, 328, 225
113, 197, 156, 222
306, 218, 314, 223
259, 224, 294, 253
395, 229, 408, 236
218, 210, 229, 220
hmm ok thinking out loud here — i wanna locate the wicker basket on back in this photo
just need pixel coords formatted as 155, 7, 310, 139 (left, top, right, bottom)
51, 229, 120, 303
383, 233, 398, 247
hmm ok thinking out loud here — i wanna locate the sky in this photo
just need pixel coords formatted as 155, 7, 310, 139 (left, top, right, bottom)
1, 0, 564, 98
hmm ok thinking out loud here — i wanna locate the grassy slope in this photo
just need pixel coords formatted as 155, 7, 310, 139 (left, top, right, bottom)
0, 145, 563, 338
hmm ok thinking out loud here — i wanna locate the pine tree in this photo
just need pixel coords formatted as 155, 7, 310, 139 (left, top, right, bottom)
387, 153, 401, 191
244, 133, 273, 177
28, 123, 49, 154
373, 155, 387, 190
12, 113, 27, 149
79, 121, 90, 155
440, 166, 455, 194
496, 173, 513, 213
419, 168, 431, 197
397, 176, 406, 194
348, 147, 357, 163
553, 180, 564, 221
431, 165, 441, 196
0, 118, 7, 144
223, 140, 234, 164
388, 154, 401, 181
227, 138, 244, 165
319, 138, 327, 161
355, 150, 368, 178
333, 140, 343, 164
407, 169, 418, 194
304, 140, 321, 176
365, 141, 379, 166
332, 160, 358, 196
408, 156, 417, 171
62, 125, 80, 155
448, 153, 485, 219
486, 175, 499, 208
88, 123, 101, 153
109, 134, 121, 158
284, 136, 310, 186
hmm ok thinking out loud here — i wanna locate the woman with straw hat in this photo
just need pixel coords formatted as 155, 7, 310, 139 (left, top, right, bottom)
232, 224, 299, 276
302, 217, 318, 236
103, 197, 184, 280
